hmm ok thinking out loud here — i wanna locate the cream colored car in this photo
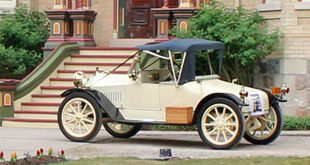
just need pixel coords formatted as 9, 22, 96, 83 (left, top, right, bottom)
58, 39, 289, 149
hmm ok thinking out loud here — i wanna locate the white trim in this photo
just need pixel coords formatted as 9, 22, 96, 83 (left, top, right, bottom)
294, 2, 310, 10
0, 0, 17, 14
256, 1, 282, 12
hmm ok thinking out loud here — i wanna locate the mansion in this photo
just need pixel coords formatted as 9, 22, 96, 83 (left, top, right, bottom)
1, 0, 310, 116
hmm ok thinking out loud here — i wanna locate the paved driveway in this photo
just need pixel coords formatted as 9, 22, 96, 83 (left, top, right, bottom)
0, 127, 309, 160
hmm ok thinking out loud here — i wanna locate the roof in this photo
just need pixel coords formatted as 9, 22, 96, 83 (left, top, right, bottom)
136, 38, 225, 52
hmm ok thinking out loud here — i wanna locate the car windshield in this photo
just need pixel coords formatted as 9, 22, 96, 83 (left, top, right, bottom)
135, 39, 224, 85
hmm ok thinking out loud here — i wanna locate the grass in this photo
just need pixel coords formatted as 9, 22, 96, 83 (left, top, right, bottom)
53, 156, 310, 165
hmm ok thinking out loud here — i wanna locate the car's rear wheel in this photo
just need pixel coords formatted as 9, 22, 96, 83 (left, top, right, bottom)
197, 98, 245, 149
103, 122, 141, 138
243, 103, 283, 144
58, 92, 102, 142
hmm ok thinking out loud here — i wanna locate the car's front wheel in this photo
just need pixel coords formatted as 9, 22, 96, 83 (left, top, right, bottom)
243, 103, 283, 144
197, 98, 245, 149
103, 122, 141, 138
58, 92, 102, 142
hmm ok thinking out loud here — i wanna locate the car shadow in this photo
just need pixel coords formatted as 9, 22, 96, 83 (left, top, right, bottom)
92, 136, 254, 150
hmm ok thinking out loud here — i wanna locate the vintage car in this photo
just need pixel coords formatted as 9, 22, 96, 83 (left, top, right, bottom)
58, 38, 289, 149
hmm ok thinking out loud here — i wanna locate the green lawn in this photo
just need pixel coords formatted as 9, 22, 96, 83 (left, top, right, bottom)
54, 156, 310, 165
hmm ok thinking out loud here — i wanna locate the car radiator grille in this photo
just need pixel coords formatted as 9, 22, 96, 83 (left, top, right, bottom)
102, 90, 122, 102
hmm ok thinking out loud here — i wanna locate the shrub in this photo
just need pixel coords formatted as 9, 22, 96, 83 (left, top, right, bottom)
171, 1, 283, 86
0, 4, 49, 79
283, 116, 310, 130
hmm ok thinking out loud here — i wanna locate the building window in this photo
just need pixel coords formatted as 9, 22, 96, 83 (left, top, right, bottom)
3, 92, 12, 107
53, 22, 61, 34
64, 22, 69, 34
180, 21, 188, 31
160, 21, 166, 35
76, 21, 81, 35
119, 8, 124, 26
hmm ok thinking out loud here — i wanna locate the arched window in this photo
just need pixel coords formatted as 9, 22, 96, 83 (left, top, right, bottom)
4, 92, 12, 107
76, 21, 81, 35
53, 22, 61, 34
160, 21, 166, 35
65, 22, 70, 34
180, 21, 188, 31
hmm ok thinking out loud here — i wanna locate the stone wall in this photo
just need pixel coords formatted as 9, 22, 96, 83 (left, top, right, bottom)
91, 0, 114, 47
253, 0, 310, 117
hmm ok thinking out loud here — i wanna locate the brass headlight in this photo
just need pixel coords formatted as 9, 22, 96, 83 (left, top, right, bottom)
73, 71, 88, 88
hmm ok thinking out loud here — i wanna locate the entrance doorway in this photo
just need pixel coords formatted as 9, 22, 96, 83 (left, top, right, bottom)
118, 0, 164, 38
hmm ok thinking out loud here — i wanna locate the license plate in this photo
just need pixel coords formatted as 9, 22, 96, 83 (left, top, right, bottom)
248, 92, 264, 116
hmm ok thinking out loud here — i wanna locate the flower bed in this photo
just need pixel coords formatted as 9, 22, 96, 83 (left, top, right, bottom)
0, 148, 67, 165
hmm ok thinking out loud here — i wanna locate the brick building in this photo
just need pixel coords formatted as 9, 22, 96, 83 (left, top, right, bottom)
1, 0, 309, 116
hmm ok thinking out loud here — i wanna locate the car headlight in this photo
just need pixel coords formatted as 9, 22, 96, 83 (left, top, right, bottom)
73, 71, 88, 88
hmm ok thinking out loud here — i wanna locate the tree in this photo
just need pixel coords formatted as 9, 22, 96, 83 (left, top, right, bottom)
171, 1, 283, 86
0, 4, 49, 79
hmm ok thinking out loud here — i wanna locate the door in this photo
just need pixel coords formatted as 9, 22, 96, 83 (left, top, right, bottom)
124, 0, 163, 38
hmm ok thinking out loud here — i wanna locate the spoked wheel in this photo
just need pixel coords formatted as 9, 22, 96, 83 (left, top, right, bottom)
197, 98, 245, 149
58, 92, 102, 142
243, 104, 283, 144
103, 122, 141, 138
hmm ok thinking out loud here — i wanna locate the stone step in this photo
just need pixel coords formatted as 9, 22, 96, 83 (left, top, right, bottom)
56, 70, 127, 78
40, 86, 74, 95
70, 55, 134, 63
4, 48, 135, 128
21, 102, 60, 111
50, 78, 73, 86
79, 48, 137, 56
14, 110, 58, 120
63, 62, 131, 71
31, 94, 64, 102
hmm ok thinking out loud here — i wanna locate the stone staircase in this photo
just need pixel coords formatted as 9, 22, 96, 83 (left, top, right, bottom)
1, 48, 137, 128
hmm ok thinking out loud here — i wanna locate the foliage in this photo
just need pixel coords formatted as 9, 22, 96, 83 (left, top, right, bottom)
0, 45, 41, 78
171, 1, 283, 86
0, 4, 49, 79
283, 116, 310, 130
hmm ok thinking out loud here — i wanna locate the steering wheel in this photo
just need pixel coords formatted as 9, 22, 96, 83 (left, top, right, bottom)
167, 60, 181, 80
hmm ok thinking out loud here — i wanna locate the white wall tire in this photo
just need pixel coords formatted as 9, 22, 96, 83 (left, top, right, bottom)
58, 92, 102, 142
243, 104, 283, 144
103, 122, 141, 138
197, 98, 245, 149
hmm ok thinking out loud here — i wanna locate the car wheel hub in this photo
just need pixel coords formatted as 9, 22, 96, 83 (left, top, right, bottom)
76, 114, 83, 121
216, 120, 225, 129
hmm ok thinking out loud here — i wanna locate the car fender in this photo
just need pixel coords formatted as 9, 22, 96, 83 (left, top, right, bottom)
192, 93, 244, 125
61, 88, 125, 121
258, 88, 287, 105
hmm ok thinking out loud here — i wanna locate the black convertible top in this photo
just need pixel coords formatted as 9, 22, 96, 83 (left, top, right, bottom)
136, 38, 224, 51
136, 38, 225, 85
